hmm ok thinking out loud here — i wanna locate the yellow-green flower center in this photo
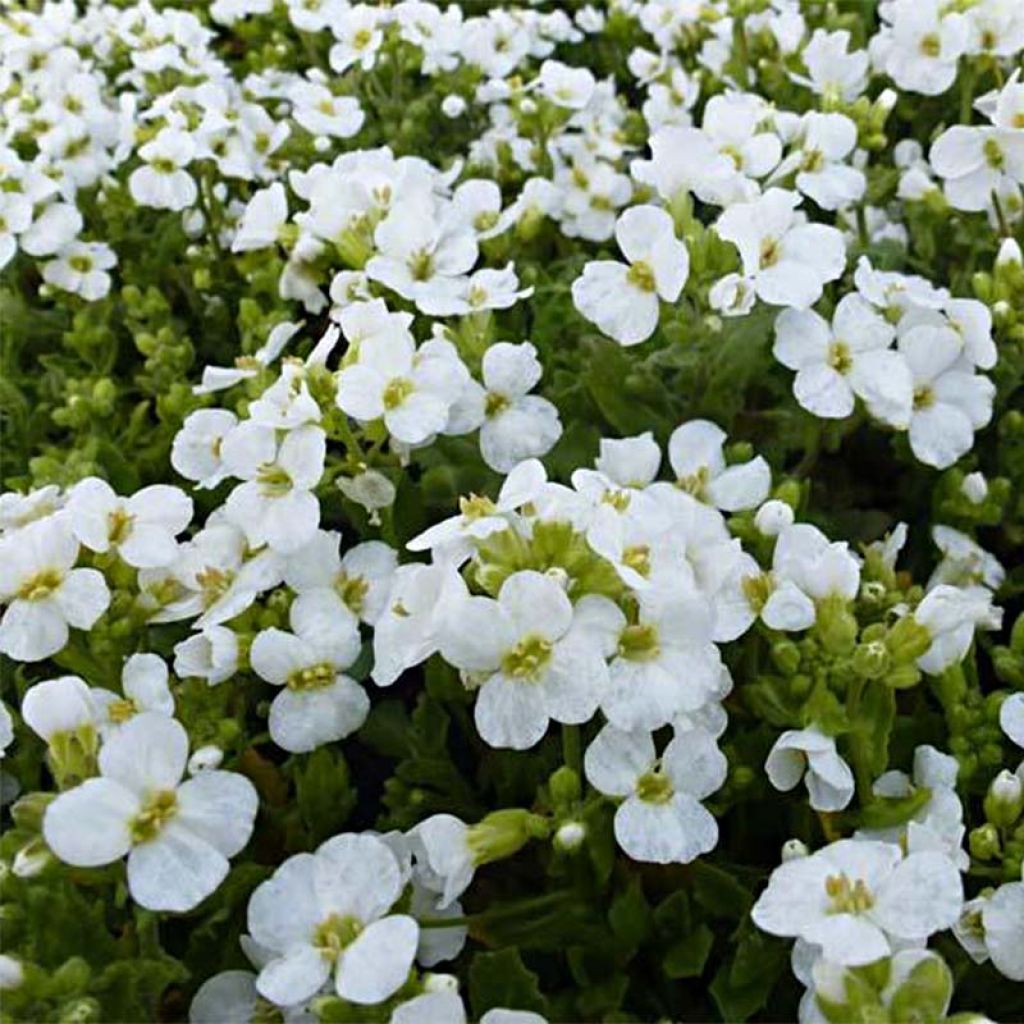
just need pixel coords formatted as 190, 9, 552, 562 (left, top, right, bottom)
485, 391, 510, 418
983, 137, 1005, 170
676, 464, 710, 499
257, 463, 293, 496
622, 544, 651, 578
825, 873, 875, 914
635, 770, 673, 804
130, 790, 178, 843
919, 33, 941, 58
618, 623, 660, 662
502, 633, 553, 680
108, 698, 138, 725
382, 377, 415, 410
408, 249, 434, 281
459, 493, 497, 520
760, 237, 781, 269
827, 341, 853, 374
913, 385, 935, 411
108, 507, 135, 545
335, 572, 368, 615
17, 568, 63, 601
741, 572, 775, 613
287, 662, 336, 692
626, 260, 657, 293
314, 914, 363, 960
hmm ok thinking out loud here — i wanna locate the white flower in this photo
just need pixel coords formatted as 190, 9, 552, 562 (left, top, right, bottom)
0, 515, 110, 662
21, 675, 98, 744
765, 728, 855, 812
173, 626, 239, 686
537, 59, 595, 110
599, 595, 724, 732
773, 294, 911, 426
584, 725, 725, 864
448, 343, 562, 472
929, 525, 1005, 591
898, 325, 995, 468
881, 0, 968, 97
751, 838, 963, 965
365, 199, 478, 310
930, 126, 1024, 213
130, 128, 197, 211
231, 183, 288, 252
329, 5, 384, 74
91, 653, 175, 738
915, 584, 1001, 674
982, 882, 1024, 980
438, 571, 614, 750
715, 189, 846, 310
407, 459, 547, 565
290, 82, 364, 139
171, 409, 239, 489
67, 477, 193, 568
372, 564, 465, 687
800, 29, 869, 102
336, 333, 468, 446
42, 241, 116, 301
222, 422, 325, 553
250, 593, 368, 753
284, 532, 398, 627
773, 113, 864, 211
667, 419, 771, 512
247, 833, 418, 1006
572, 205, 689, 346
0, 192, 32, 269
43, 713, 257, 912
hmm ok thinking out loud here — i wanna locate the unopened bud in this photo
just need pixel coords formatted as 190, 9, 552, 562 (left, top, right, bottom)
423, 973, 459, 993
188, 745, 224, 774
996, 237, 1022, 267
13, 837, 51, 878
961, 472, 989, 504
782, 838, 809, 861
984, 770, 1023, 828
969, 822, 1002, 860
554, 820, 587, 852
755, 499, 795, 537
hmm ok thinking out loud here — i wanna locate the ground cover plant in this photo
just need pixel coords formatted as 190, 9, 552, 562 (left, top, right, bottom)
1, 0, 1024, 1021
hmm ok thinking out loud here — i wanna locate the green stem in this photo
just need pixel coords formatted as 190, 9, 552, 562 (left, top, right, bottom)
561, 723, 581, 778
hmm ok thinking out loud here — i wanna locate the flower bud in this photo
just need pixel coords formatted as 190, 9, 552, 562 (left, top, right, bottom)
554, 821, 587, 852
984, 770, 1023, 828
0, 954, 23, 990
997, 237, 1023, 267
781, 838, 809, 861
755, 499, 795, 537
13, 837, 51, 878
188, 745, 224, 774
961, 472, 989, 504
441, 94, 466, 118
467, 809, 550, 866
969, 822, 1002, 860
11, 792, 54, 832
423, 973, 459, 993
549, 766, 580, 806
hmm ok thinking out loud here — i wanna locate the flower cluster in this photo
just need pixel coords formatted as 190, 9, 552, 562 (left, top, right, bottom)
2, 0, 1024, 1022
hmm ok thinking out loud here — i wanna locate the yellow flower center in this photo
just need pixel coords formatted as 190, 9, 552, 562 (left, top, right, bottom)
17, 568, 63, 601
314, 914, 363, 960
286, 662, 336, 692
635, 770, 673, 804
827, 341, 853, 374
825, 874, 875, 914
130, 790, 178, 843
626, 260, 657, 293
618, 622, 660, 662
502, 634, 553, 681
382, 377, 415, 410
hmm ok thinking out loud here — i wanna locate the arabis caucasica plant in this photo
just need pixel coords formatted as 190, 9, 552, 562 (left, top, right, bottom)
2, 1, 1024, 1022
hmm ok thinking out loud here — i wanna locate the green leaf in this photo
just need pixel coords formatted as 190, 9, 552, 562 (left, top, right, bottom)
663, 924, 715, 979
468, 948, 548, 1017
608, 876, 651, 951
291, 747, 357, 846
690, 861, 753, 920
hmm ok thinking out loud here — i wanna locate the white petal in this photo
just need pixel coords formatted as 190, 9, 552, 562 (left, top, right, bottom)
43, 778, 138, 866
873, 851, 963, 940
126, 823, 228, 911
99, 712, 188, 794
176, 771, 258, 857
256, 946, 330, 1007
614, 794, 718, 864
474, 674, 549, 750
583, 725, 654, 797
268, 678, 369, 753
314, 832, 403, 922
337, 915, 418, 1005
